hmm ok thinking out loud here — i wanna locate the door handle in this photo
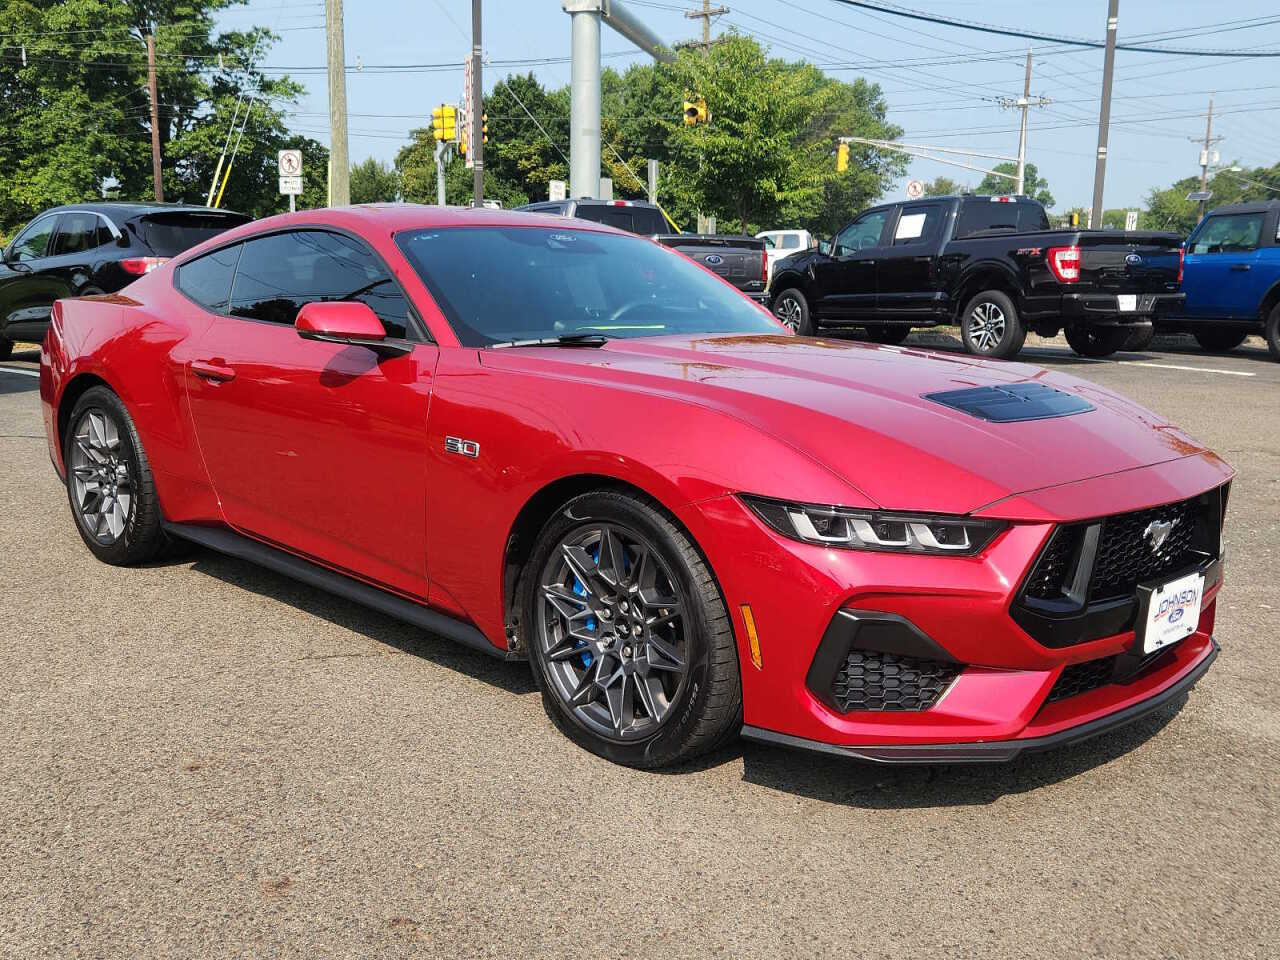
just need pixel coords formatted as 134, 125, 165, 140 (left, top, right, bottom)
191, 359, 236, 382
1230, 263, 1251, 271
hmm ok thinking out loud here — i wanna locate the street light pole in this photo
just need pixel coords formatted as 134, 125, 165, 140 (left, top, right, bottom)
471, 0, 484, 206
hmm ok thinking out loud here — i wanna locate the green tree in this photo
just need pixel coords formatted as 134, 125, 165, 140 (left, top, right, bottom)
1145, 162, 1280, 236
350, 157, 400, 204
921, 176, 967, 197
0, 0, 317, 231
977, 161, 1054, 208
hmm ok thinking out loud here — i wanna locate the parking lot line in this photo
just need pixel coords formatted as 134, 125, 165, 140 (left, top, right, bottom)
0, 366, 39, 378
1116, 361, 1255, 377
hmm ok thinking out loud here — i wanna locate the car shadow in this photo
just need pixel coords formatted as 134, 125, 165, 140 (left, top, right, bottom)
175, 545, 537, 697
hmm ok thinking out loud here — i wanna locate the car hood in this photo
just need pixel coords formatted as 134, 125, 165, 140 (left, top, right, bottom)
481, 334, 1213, 515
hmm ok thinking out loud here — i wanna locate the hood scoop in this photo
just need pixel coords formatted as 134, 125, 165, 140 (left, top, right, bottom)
923, 383, 1095, 423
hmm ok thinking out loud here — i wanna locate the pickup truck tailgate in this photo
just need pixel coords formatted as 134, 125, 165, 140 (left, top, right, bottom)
1078, 231, 1182, 292
655, 234, 768, 298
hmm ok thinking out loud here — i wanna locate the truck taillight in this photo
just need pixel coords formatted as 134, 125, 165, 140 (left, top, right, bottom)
120, 257, 168, 276
1047, 245, 1081, 284
1178, 246, 1185, 285
761, 249, 768, 283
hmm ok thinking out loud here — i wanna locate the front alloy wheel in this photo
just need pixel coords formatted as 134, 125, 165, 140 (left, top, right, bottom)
537, 523, 688, 742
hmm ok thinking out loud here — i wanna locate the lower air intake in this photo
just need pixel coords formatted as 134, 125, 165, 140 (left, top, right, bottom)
831, 651, 961, 712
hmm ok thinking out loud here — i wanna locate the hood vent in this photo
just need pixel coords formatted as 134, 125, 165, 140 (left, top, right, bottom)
923, 383, 1095, 423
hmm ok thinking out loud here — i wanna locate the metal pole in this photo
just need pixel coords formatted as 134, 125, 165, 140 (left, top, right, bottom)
147, 35, 164, 202
1089, 0, 1119, 230
1199, 95, 1214, 219
471, 0, 484, 205
436, 141, 447, 206
289, 194, 296, 214
1015, 50, 1031, 196
326, 0, 350, 206
568, 6, 601, 198
647, 159, 658, 204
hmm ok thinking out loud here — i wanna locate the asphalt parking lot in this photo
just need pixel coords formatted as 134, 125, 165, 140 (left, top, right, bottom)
1, 334, 1276, 959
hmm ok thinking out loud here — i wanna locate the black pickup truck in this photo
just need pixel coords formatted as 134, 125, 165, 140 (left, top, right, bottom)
768, 194, 1185, 358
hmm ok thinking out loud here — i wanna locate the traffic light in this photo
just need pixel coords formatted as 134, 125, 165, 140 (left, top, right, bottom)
836, 142, 849, 173
682, 98, 708, 125
482, 112, 488, 144
431, 104, 457, 142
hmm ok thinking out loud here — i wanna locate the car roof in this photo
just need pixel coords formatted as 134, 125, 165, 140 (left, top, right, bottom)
1205, 200, 1280, 216
41, 201, 247, 219
168, 203, 632, 263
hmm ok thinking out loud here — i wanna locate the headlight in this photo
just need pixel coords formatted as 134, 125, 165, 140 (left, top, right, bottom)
740, 494, 1005, 556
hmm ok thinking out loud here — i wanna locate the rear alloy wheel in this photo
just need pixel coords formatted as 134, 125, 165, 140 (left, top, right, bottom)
866, 325, 910, 345
1064, 324, 1130, 358
960, 291, 1025, 359
1193, 328, 1248, 353
64, 386, 167, 565
772, 289, 814, 336
524, 490, 741, 768
1266, 305, 1280, 361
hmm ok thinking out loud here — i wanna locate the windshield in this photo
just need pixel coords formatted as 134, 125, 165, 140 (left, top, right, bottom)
395, 225, 781, 346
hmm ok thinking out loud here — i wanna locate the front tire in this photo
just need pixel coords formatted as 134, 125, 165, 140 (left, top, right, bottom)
1193, 328, 1248, 353
1064, 323, 1129, 358
522, 490, 742, 768
772, 288, 814, 336
63, 386, 167, 565
960, 290, 1025, 359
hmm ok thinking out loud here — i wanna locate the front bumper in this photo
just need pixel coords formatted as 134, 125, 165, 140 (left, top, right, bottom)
693, 462, 1230, 762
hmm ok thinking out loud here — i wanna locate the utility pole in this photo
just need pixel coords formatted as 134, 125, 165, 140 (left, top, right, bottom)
146, 35, 163, 202
684, 0, 728, 58
1191, 95, 1224, 219
1090, 0, 1119, 230
326, 0, 350, 206
998, 51, 1050, 196
471, 0, 484, 206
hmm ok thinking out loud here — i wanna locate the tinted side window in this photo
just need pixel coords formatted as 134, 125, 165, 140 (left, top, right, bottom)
892, 205, 943, 246
954, 201, 1021, 239
9, 217, 56, 261
178, 245, 242, 311
780, 234, 801, 249
229, 230, 411, 338
53, 213, 103, 255
1189, 214, 1264, 254
834, 210, 889, 255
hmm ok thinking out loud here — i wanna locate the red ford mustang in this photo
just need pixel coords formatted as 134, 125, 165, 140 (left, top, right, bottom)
39, 206, 1231, 768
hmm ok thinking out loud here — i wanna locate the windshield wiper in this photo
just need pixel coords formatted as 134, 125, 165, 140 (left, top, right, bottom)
489, 334, 610, 349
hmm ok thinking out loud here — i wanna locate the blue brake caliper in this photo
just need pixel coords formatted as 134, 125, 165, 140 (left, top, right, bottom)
568, 543, 600, 669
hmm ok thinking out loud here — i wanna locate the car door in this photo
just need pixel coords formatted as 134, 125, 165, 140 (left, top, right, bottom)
812, 208, 891, 320
182, 229, 437, 599
875, 203, 945, 318
1183, 212, 1266, 319
46, 211, 114, 298
0, 213, 62, 342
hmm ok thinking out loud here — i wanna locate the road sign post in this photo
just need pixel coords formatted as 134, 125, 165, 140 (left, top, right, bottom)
278, 150, 303, 212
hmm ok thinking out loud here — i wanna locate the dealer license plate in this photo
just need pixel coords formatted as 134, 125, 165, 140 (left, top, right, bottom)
1139, 571, 1204, 654
1117, 294, 1137, 311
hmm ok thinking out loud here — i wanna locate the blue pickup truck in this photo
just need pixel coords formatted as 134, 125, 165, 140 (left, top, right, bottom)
1170, 200, 1280, 360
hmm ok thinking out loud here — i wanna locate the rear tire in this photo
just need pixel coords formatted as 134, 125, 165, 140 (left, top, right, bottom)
1125, 324, 1156, 352
522, 489, 742, 768
866, 325, 910, 345
0, 336, 11, 360
1266, 305, 1280, 361
63, 386, 167, 566
1064, 324, 1129, 358
959, 291, 1025, 359
1193, 328, 1248, 353
772, 288, 814, 336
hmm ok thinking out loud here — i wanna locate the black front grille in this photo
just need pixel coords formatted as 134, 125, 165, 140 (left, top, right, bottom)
831, 651, 961, 712
1046, 656, 1116, 703
1089, 499, 1199, 601
1024, 527, 1081, 600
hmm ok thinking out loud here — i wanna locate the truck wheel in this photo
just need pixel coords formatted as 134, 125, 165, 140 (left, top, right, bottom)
1265, 305, 1280, 361
960, 291, 1025, 359
1125, 325, 1156, 352
772, 289, 814, 336
1064, 324, 1129, 358
1193, 328, 1248, 353
866, 325, 910, 345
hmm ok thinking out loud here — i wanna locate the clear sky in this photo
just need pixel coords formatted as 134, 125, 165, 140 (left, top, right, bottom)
221, 0, 1280, 215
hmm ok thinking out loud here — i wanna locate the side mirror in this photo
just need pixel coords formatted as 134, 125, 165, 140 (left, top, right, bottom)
295, 301, 411, 356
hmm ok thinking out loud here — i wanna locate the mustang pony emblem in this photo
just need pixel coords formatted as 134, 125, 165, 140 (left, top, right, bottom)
1144, 518, 1176, 552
